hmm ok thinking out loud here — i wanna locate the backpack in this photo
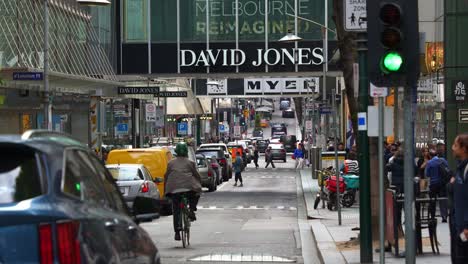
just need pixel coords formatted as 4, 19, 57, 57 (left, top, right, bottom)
437, 159, 453, 186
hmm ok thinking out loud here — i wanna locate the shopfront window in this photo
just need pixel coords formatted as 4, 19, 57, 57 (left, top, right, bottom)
124, 0, 148, 42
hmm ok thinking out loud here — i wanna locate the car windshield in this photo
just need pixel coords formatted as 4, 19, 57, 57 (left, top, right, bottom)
107, 167, 143, 181
196, 158, 207, 167
196, 151, 219, 158
0, 150, 43, 204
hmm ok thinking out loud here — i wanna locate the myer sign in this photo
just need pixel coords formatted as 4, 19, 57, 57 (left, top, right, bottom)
244, 77, 320, 95
181, 48, 324, 67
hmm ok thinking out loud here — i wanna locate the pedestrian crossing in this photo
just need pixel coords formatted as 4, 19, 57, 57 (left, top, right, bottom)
197, 205, 297, 211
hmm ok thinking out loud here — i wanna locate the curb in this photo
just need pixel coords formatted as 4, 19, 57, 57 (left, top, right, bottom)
300, 169, 347, 264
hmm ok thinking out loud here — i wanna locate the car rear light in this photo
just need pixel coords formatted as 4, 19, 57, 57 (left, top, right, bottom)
208, 170, 213, 177
56, 221, 81, 264
281, 149, 286, 153
140, 181, 150, 193
219, 158, 226, 165
39, 223, 53, 264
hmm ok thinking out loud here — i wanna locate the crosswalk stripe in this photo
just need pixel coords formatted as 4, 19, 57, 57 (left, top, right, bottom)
198, 205, 297, 211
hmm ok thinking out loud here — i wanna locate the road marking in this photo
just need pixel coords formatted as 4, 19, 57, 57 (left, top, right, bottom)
198, 205, 297, 211
189, 253, 296, 262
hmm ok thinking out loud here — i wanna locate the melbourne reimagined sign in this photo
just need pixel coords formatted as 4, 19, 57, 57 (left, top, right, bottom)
120, 0, 337, 75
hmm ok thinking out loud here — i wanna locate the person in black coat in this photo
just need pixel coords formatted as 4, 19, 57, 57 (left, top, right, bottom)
253, 145, 259, 169
387, 150, 405, 228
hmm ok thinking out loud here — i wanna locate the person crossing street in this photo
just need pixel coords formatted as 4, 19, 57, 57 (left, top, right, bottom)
233, 150, 244, 187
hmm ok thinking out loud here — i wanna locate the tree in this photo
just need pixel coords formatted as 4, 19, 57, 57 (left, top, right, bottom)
331, 0, 358, 139
254, 113, 261, 128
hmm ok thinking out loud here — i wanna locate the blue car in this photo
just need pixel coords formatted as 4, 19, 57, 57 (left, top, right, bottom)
0, 130, 161, 264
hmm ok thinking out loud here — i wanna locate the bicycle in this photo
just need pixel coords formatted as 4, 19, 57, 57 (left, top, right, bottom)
172, 188, 192, 248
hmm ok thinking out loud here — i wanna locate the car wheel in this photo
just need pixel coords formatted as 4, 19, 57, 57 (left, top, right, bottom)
208, 179, 216, 192
160, 203, 173, 216
283, 159, 287, 162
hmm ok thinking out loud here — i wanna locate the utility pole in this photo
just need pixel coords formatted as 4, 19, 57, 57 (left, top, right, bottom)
357, 32, 373, 263
43, 0, 52, 130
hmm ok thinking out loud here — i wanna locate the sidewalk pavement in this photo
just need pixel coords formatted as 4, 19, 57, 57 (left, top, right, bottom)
299, 168, 452, 264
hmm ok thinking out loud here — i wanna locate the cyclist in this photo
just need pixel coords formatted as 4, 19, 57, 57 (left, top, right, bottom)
164, 142, 202, 241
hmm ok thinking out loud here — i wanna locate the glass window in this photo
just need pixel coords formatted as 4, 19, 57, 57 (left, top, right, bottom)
88, 156, 128, 214
62, 150, 112, 209
108, 167, 144, 181
124, 0, 148, 42
197, 151, 219, 158
0, 149, 43, 204
196, 158, 207, 167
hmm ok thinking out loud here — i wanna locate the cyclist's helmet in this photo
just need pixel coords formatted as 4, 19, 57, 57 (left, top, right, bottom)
175, 142, 188, 157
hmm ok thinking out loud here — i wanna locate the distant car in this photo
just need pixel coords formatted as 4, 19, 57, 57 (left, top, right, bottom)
280, 135, 298, 152
268, 143, 287, 162
227, 142, 250, 164
106, 164, 162, 211
271, 124, 287, 136
0, 130, 161, 264
256, 139, 270, 153
282, 108, 295, 118
260, 119, 269, 128
196, 154, 218, 192
279, 100, 291, 110
196, 147, 231, 182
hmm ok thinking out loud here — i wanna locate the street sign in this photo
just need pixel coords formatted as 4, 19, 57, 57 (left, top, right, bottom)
219, 124, 225, 132
177, 122, 188, 135
223, 111, 227, 121
13, 72, 43, 81
157, 91, 188, 97
459, 109, 468, 123
145, 103, 156, 122
454, 81, 467, 102
370, 83, 388, 97
358, 112, 367, 131
305, 120, 313, 132
344, 0, 367, 32
234, 126, 241, 138
319, 106, 332, 114
116, 123, 128, 135
117, 86, 160, 94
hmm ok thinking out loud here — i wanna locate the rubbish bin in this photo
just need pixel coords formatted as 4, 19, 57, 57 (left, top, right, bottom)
311, 146, 322, 179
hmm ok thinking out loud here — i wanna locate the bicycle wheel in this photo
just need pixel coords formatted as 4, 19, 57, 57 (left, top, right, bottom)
181, 210, 188, 248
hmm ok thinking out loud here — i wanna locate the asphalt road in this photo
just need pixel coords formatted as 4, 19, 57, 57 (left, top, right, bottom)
142, 99, 314, 264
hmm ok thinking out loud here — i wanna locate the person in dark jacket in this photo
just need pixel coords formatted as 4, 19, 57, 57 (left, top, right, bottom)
387, 149, 405, 228
265, 146, 275, 168
426, 148, 449, 222
450, 133, 468, 263
253, 145, 259, 169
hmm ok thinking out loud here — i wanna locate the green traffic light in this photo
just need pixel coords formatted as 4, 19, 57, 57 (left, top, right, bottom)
382, 51, 403, 72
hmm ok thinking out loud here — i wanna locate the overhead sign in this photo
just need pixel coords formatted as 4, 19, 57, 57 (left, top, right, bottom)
145, 104, 157, 122
244, 77, 320, 95
305, 120, 313, 132
157, 91, 188, 97
344, 0, 367, 32
181, 47, 324, 67
454, 81, 467, 102
459, 109, 468, 123
370, 83, 388, 97
13, 72, 43, 81
118, 87, 160, 95
177, 122, 188, 135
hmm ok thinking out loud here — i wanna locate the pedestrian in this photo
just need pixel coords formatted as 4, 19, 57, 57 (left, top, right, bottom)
449, 133, 468, 263
265, 146, 276, 168
387, 149, 405, 229
233, 151, 244, 187
253, 145, 259, 169
425, 148, 449, 222
293, 143, 305, 170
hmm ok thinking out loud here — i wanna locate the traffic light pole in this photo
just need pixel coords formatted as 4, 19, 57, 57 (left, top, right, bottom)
357, 32, 373, 263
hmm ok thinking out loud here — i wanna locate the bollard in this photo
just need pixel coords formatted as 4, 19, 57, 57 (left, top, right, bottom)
311, 146, 322, 179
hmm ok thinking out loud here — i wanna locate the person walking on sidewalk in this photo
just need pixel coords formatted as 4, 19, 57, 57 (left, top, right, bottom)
253, 145, 259, 169
293, 143, 305, 170
450, 133, 468, 264
233, 151, 244, 187
265, 146, 276, 168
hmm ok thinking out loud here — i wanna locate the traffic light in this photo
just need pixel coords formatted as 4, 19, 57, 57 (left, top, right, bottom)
367, 0, 419, 87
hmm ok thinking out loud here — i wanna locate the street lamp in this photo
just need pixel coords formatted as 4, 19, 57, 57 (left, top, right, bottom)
43, 0, 110, 130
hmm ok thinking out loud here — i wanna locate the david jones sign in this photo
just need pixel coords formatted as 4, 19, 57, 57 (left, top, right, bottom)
181, 47, 324, 67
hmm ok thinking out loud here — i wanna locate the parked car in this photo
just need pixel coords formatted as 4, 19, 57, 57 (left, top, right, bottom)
106, 164, 162, 211
280, 135, 298, 152
279, 99, 291, 110
282, 108, 295, 118
0, 130, 161, 264
199, 143, 233, 180
268, 143, 287, 162
107, 147, 173, 215
196, 154, 217, 192
256, 139, 270, 153
227, 142, 250, 164
196, 147, 226, 183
